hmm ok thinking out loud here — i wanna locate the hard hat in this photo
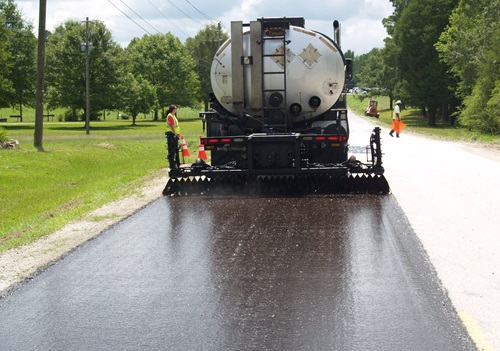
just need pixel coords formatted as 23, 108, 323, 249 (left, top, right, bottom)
396, 100, 402, 104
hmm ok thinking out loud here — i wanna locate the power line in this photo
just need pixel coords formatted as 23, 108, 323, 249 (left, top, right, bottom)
117, 0, 161, 34
146, 0, 190, 38
107, 0, 152, 35
109, 0, 214, 41
166, 0, 204, 25
183, 0, 217, 22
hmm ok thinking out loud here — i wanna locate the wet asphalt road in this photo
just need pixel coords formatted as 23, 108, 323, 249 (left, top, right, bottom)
0, 195, 475, 350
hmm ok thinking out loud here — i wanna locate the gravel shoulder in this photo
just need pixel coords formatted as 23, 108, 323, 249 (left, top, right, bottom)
0, 175, 166, 296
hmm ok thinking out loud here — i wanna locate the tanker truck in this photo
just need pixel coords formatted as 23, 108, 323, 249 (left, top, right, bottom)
163, 17, 389, 196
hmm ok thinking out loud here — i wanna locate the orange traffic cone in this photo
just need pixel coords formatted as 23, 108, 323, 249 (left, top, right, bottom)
198, 136, 208, 161
180, 135, 190, 157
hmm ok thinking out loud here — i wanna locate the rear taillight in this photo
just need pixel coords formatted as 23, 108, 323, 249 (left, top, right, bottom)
315, 135, 347, 142
203, 137, 234, 145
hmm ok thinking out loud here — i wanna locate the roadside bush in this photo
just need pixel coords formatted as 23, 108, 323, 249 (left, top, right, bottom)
461, 81, 500, 135
63, 109, 80, 121
0, 127, 7, 143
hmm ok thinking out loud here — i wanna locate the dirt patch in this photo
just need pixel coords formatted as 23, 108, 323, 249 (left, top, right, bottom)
0, 175, 166, 296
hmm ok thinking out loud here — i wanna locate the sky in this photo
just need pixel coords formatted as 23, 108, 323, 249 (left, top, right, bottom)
16, 0, 395, 55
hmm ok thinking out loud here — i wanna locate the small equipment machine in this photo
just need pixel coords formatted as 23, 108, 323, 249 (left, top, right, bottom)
364, 100, 380, 118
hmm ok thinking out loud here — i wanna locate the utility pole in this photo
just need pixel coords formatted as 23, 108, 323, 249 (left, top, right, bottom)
85, 17, 90, 135
34, 0, 46, 150
218, 22, 221, 46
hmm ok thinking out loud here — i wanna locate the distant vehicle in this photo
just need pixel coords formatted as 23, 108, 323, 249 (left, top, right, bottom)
351, 87, 368, 95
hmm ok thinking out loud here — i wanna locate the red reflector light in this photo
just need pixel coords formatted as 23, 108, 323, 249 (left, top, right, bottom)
322, 135, 347, 142
312, 135, 348, 142
206, 138, 232, 144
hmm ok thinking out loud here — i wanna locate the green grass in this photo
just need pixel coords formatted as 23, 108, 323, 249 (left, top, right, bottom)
347, 94, 500, 144
0, 108, 205, 252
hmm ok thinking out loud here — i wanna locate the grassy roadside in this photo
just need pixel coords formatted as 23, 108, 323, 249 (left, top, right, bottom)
0, 108, 205, 252
347, 94, 500, 144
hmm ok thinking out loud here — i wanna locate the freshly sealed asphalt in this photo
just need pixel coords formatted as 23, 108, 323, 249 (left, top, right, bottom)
0, 195, 476, 350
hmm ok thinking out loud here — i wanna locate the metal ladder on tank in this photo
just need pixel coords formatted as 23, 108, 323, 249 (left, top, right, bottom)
260, 18, 290, 132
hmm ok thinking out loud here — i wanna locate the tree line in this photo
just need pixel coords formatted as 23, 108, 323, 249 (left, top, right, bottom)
0, 0, 227, 125
350, 0, 499, 135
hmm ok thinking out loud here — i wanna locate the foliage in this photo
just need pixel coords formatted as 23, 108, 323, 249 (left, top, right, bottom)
45, 19, 122, 119
356, 42, 400, 109
125, 33, 200, 119
436, 0, 500, 134
0, 126, 7, 142
436, 0, 499, 97
382, 0, 410, 36
460, 27, 500, 134
352, 52, 370, 87
0, 2, 14, 107
391, 0, 459, 126
0, 0, 37, 119
185, 23, 228, 108
119, 73, 157, 125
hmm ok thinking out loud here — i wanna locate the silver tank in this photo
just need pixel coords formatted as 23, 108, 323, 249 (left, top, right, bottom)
210, 20, 346, 124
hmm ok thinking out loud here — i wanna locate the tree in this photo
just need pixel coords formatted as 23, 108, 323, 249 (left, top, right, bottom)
119, 73, 157, 125
185, 23, 228, 110
356, 42, 400, 110
436, 0, 498, 98
126, 33, 200, 120
382, 0, 410, 37
45, 19, 121, 121
460, 27, 500, 134
436, 0, 500, 133
352, 52, 370, 88
0, 0, 37, 122
392, 0, 458, 126
0, 2, 14, 107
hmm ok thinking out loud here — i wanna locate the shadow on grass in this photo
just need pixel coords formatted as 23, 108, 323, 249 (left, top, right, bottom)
47, 123, 158, 132
401, 112, 458, 130
0, 124, 35, 131
1, 121, 164, 131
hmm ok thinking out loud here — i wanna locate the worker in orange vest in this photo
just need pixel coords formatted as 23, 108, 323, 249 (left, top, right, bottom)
390, 100, 404, 138
166, 104, 181, 169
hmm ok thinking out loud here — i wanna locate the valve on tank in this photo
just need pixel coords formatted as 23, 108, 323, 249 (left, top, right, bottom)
309, 96, 321, 109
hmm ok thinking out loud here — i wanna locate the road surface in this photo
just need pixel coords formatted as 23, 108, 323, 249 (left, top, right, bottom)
0, 195, 475, 350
